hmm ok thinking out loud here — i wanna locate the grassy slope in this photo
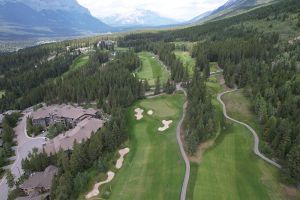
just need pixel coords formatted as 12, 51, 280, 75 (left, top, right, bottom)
66, 55, 89, 75
174, 51, 195, 77
102, 93, 185, 200
136, 51, 169, 86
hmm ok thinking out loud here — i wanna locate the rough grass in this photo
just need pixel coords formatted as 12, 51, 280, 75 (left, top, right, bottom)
101, 93, 185, 200
174, 50, 195, 77
188, 123, 286, 200
209, 62, 220, 73
136, 52, 169, 86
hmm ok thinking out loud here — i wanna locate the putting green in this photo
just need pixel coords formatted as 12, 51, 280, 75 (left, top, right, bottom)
136, 52, 169, 86
174, 51, 195, 77
101, 93, 185, 200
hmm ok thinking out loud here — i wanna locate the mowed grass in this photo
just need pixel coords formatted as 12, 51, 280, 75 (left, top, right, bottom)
174, 50, 195, 77
136, 51, 169, 86
188, 123, 286, 200
102, 93, 185, 200
61, 55, 89, 78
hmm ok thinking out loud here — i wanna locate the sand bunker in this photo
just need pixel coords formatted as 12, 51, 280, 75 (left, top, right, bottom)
147, 110, 153, 115
134, 108, 144, 120
116, 148, 130, 169
158, 120, 173, 132
85, 171, 115, 199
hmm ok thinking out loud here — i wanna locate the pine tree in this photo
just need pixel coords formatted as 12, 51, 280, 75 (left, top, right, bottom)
154, 77, 161, 95
6, 170, 15, 188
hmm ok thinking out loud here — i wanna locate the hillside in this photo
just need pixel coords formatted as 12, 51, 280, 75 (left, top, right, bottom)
0, 0, 112, 40
192, 0, 277, 24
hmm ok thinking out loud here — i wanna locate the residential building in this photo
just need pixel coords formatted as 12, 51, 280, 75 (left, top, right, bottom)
20, 165, 58, 197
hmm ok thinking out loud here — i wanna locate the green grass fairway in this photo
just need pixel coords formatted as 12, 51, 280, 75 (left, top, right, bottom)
101, 93, 185, 200
136, 52, 169, 86
61, 55, 89, 78
70, 55, 89, 71
188, 123, 286, 200
174, 51, 195, 77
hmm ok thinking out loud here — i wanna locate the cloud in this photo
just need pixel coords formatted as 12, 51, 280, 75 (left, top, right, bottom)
77, 0, 228, 21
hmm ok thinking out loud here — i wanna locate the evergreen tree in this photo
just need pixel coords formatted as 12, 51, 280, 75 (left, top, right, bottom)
154, 77, 161, 95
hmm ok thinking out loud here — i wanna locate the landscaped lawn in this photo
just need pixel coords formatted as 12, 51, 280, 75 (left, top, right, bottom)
100, 93, 185, 200
174, 50, 195, 77
188, 123, 286, 200
136, 51, 169, 86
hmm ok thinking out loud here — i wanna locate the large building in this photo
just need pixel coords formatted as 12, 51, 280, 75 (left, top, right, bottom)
19, 165, 58, 199
30, 104, 105, 155
31, 104, 99, 128
43, 117, 104, 155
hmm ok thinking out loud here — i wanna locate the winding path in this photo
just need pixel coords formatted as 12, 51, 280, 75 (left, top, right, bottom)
175, 83, 190, 200
217, 89, 282, 169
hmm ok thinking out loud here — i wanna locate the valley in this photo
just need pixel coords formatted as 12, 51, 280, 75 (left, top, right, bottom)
0, 0, 300, 200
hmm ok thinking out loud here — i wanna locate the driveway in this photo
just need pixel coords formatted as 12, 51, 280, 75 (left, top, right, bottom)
0, 111, 46, 200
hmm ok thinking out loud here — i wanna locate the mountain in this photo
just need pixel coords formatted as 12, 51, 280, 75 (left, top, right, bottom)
0, 0, 112, 40
101, 9, 179, 27
187, 11, 213, 24
191, 0, 276, 24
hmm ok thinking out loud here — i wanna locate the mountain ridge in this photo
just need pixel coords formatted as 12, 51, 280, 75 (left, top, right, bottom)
0, 0, 112, 40
101, 9, 179, 27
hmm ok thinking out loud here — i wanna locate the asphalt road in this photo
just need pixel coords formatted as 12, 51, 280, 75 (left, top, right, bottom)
0, 111, 46, 200
175, 83, 190, 200
217, 89, 282, 169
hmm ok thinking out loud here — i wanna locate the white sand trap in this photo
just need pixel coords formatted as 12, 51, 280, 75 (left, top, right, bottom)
147, 110, 153, 115
85, 171, 115, 199
158, 120, 173, 132
134, 108, 144, 120
116, 148, 130, 169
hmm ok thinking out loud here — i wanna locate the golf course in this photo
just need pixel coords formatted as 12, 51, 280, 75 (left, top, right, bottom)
100, 93, 186, 199
136, 51, 169, 86
187, 80, 300, 200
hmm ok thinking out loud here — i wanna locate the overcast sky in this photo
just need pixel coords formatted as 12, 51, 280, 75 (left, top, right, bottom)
77, 0, 228, 21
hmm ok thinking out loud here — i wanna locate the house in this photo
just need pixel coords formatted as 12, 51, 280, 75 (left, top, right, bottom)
31, 104, 99, 128
20, 165, 58, 196
43, 117, 104, 155
97, 40, 115, 48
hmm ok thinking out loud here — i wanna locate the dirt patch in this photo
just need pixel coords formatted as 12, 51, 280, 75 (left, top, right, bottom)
281, 184, 300, 200
85, 171, 115, 199
189, 139, 215, 163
